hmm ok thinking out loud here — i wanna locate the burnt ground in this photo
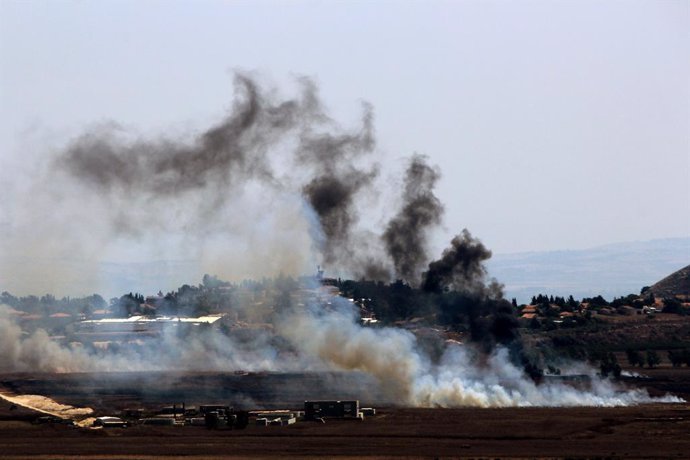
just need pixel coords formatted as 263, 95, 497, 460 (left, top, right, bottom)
0, 371, 394, 412
0, 370, 689, 459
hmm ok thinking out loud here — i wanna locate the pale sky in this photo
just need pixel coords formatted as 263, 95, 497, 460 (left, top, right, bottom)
1, 0, 688, 258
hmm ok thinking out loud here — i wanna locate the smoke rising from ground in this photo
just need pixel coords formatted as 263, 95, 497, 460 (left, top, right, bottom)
422, 229, 498, 296
0, 303, 680, 407
383, 155, 443, 284
0, 73, 427, 295
1, 73, 681, 409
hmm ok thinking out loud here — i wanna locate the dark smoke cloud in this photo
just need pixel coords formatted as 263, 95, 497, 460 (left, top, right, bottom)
296, 101, 375, 165
298, 102, 378, 267
422, 229, 496, 295
3, 70, 682, 408
59, 75, 309, 198
303, 171, 375, 261
422, 229, 520, 360
383, 155, 443, 284
52, 73, 382, 275
46, 72, 496, 295
421, 231, 534, 375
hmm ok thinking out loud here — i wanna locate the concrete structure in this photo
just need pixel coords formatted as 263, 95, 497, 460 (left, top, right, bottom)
304, 400, 359, 420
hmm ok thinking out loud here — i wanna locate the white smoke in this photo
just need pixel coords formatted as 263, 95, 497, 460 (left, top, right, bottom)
277, 299, 423, 401
413, 347, 680, 407
0, 311, 100, 373
2, 300, 680, 407
275, 298, 683, 407
0, 74, 682, 408
0, 305, 295, 373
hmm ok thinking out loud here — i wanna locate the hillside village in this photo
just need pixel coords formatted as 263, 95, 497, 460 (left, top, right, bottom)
1, 265, 689, 372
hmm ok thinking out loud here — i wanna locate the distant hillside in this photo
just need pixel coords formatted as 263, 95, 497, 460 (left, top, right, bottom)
649, 265, 690, 298
487, 238, 690, 304
0, 257, 203, 299
2, 238, 688, 303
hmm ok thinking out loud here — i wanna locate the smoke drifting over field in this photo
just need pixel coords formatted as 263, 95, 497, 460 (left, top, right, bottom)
0, 303, 680, 407
0, 74, 682, 408
55, 74, 384, 281
0, 73, 491, 292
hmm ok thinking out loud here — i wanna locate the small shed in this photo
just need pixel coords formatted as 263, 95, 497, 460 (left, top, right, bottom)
304, 400, 359, 420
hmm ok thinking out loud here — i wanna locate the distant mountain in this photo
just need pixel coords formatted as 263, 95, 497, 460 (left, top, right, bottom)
0, 257, 203, 299
486, 238, 690, 304
649, 264, 690, 298
2, 238, 688, 303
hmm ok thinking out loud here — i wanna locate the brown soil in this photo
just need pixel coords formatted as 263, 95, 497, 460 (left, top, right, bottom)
0, 404, 689, 459
0, 370, 689, 459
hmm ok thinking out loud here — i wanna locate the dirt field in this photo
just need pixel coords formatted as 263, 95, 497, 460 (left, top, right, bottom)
0, 370, 689, 459
1, 404, 689, 459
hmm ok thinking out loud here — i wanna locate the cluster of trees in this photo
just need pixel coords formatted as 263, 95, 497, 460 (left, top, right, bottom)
4, 274, 686, 333
579, 293, 654, 308
1, 273, 311, 322
666, 349, 690, 367
530, 290, 686, 319
338, 279, 433, 322
0, 291, 107, 317
110, 293, 146, 317
337, 279, 514, 334
625, 348, 662, 368
598, 352, 622, 378
609, 293, 654, 308
109, 274, 303, 319
594, 349, 669, 378
112, 284, 231, 318
530, 294, 579, 310
660, 297, 688, 315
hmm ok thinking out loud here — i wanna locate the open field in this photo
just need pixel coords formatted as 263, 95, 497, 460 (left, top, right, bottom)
0, 403, 689, 458
0, 370, 689, 459
0, 371, 392, 412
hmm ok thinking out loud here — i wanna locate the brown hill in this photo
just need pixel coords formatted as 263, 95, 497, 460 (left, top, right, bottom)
649, 264, 690, 298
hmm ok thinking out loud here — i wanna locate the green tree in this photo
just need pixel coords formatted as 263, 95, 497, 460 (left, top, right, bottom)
626, 348, 644, 367
646, 349, 661, 369
0, 291, 18, 307
662, 297, 683, 314
668, 350, 684, 368
683, 349, 690, 367
529, 316, 541, 330
600, 352, 622, 378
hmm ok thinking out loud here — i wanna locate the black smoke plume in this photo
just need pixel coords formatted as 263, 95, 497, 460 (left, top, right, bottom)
298, 102, 378, 266
2, 71, 679, 408
421, 230, 529, 373
383, 155, 443, 284
55, 74, 380, 273
60, 74, 312, 200
421, 229, 495, 295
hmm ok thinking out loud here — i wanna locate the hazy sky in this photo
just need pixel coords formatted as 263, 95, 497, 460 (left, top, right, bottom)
1, 0, 688, 257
